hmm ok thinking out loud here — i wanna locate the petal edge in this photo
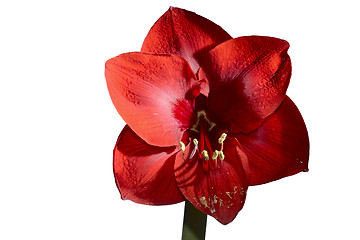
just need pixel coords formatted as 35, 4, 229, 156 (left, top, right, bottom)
114, 125, 185, 205
235, 96, 309, 185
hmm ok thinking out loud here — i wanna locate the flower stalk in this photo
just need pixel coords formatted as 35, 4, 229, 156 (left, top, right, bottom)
182, 201, 207, 240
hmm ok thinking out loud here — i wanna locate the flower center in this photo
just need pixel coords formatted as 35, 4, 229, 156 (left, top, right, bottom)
186, 110, 227, 172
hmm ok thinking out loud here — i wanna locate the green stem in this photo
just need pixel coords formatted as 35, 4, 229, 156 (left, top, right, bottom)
182, 201, 207, 240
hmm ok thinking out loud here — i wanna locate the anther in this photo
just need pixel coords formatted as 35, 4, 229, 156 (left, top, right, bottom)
212, 150, 219, 160
218, 133, 227, 144
218, 151, 225, 160
179, 141, 185, 152
201, 150, 209, 160
190, 139, 199, 159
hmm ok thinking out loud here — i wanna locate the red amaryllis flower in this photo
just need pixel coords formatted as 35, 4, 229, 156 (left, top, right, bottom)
105, 7, 309, 225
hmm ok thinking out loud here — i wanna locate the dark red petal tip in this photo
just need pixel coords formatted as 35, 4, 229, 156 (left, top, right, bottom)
114, 125, 185, 205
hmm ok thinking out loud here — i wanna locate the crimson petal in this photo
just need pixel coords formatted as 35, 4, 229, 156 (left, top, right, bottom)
105, 52, 201, 147
114, 125, 185, 205
198, 36, 291, 133
174, 137, 249, 224
235, 96, 309, 186
141, 7, 231, 73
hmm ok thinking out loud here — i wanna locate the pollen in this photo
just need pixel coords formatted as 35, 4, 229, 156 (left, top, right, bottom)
218, 133, 227, 144
201, 150, 209, 160
193, 138, 199, 146
219, 151, 225, 160
179, 141, 185, 152
212, 150, 219, 160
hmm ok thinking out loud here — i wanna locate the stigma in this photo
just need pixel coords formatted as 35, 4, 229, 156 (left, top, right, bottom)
190, 110, 216, 133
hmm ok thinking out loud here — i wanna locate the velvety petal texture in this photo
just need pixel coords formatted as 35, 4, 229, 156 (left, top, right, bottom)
235, 96, 309, 185
105, 52, 201, 147
198, 36, 291, 133
174, 138, 249, 224
114, 125, 185, 205
141, 7, 231, 73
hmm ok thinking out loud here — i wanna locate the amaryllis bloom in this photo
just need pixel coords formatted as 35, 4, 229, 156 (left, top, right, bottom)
105, 7, 309, 225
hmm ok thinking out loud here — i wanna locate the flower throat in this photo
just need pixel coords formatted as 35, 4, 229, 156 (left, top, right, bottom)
179, 95, 228, 172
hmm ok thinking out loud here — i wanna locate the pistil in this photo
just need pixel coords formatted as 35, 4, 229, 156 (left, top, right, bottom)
188, 111, 227, 172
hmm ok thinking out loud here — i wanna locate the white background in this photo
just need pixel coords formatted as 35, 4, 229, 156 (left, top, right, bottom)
1, 0, 359, 239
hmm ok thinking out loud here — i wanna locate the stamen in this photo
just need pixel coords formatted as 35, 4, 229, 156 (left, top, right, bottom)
201, 150, 209, 160
218, 133, 227, 144
211, 150, 219, 169
202, 150, 209, 172
218, 151, 225, 167
219, 151, 225, 160
203, 124, 217, 170
189, 139, 198, 159
212, 150, 219, 160
179, 141, 185, 152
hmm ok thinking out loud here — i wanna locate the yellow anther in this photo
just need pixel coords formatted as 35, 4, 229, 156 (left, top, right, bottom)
212, 150, 219, 160
193, 138, 199, 146
218, 133, 227, 144
218, 151, 225, 160
201, 150, 209, 160
179, 141, 185, 152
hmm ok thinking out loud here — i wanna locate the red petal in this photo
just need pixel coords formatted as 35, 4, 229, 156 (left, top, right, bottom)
114, 125, 185, 205
105, 52, 200, 147
141, 7, 231, 73
174, 138, 249, 224
235, 96, 309, 186
198, 36, 291, 133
